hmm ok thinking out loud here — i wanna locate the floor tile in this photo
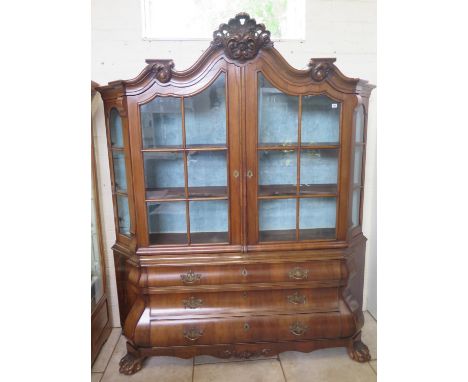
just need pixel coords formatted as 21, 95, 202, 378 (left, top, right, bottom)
101, 336, 193, 382
92, 328, 122, 372
369, 360, 377, 374
362, 311, 377, 360
280, 348, 376, 382
194, 358, 285, 382
91, 373, 103, 382
195, 353, 277, 365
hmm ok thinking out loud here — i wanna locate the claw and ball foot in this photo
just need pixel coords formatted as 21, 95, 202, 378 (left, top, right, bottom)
119, 352, 146, 375
347, 339, 371, 362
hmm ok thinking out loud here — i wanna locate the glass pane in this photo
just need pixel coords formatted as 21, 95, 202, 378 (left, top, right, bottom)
147, 201, 187, 245
189, 200, 228, 244
352, 189, 361, 227
140, 97, 182, 149
259, 198, 296, 242
301, 95, 340, 145
116, 195, 130, 235
185, 74, 226, 147
258, 150, 297, 196
300, 149, 339, 194
299, 197, 336, 240
91, 189, 104, 310
112, 151, 127, 193
355, 105, 365, 143
187, 151, 227, 197
354, 146, 363, 186
258, 74, 298, 146
144, 152, 185, 199
109, 108, 123, 147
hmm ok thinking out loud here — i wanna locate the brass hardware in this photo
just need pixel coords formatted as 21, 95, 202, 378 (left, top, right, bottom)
288, 267, 309, 280
184, 327, 204, 341
242, 291, 248, 298
243, 322, 250, 331
182, 296, 203, 309
287, 291, 307, 305
289, 321, 308, 336
241, 268, 248, 277
247, 170, 253, 178
233, 170, 239, 178
180, 269, 202, 284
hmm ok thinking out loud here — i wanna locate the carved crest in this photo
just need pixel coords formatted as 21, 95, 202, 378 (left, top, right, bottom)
308, 58, 336, 82
145, 59, 174, 83
212, 12, 273, 61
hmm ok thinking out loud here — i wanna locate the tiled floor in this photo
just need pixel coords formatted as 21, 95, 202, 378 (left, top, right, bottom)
91, 311, 377, 382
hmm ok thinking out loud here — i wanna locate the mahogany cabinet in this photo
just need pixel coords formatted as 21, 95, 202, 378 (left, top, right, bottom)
97, 13, 374, 374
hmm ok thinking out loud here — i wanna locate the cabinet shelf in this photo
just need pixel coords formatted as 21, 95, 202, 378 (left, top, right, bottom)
146, 186, 228, 201
258, 184, 337, 198
258, 143, 339, 150
259, 228, 336, 242
142, 145, 227, 152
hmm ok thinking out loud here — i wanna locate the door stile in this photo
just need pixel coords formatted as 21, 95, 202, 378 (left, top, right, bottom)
244, 62, 260, 245
227, 64, 243, 246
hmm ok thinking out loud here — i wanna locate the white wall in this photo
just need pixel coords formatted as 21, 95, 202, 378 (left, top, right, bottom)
92, 0, 377, 326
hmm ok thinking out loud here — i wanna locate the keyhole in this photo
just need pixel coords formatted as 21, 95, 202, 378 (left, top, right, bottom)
241, 268, 248, 277
243, 323, 250, 331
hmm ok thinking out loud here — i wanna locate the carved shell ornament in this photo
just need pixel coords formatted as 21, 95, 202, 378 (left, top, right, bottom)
308, 58, 336, 81
146, 59, 174, 83
212, 12, 274, 61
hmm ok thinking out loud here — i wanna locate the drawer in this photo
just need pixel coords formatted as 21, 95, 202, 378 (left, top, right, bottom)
149, 312, 342, 347
149, 288, 339, 317
147, 261, 342, 287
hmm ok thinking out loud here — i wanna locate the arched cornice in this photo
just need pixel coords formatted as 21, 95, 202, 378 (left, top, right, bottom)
97, 13, 375, 100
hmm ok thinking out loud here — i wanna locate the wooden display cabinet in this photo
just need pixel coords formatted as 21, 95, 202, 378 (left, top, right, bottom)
97, 13, 374, 374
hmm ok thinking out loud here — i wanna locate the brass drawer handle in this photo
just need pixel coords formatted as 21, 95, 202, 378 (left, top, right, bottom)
180, 269, 202, 284
289, 321, 308, 336
288, 267, 309, 280
184, 327, 204, 341
287, 291, 307, 305
182, 296, 203, 309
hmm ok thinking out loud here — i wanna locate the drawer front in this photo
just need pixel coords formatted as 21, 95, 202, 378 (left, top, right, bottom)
150, 312, 342, 347
147, 261, 342, 287
149, 288, 339, 317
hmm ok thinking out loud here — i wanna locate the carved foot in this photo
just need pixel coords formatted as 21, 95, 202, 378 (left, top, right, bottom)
347, 340, 371, 362
119, 352, 146, 375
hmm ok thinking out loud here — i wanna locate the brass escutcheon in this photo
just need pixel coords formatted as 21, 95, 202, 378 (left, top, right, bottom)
243, 322, 250, 331
287, 291, 307, 305
182, 296, 203, 309
180, 269, 202, 284
288, 267, 309, 280
289, 321, 308, 336
247, 170, 253, 178
184, 327, 204, 341
241, 268, 248, 277
233, 170, 239, 178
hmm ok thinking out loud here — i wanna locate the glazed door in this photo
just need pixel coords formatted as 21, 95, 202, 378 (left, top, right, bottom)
134, 66, 242, 248
245, 68, 342, 246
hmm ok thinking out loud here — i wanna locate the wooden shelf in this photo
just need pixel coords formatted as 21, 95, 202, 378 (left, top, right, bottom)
148, 232, 228, 246
149, 233, 188, 245
142, 144, 227, 152
299, 228, 336, 241
146, 186, 227, 201
258, 184, 337, 198
300, 184, 337, 196
258, 143, 339, 150
190, 231, 229, 244
259, 228, 336, 242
